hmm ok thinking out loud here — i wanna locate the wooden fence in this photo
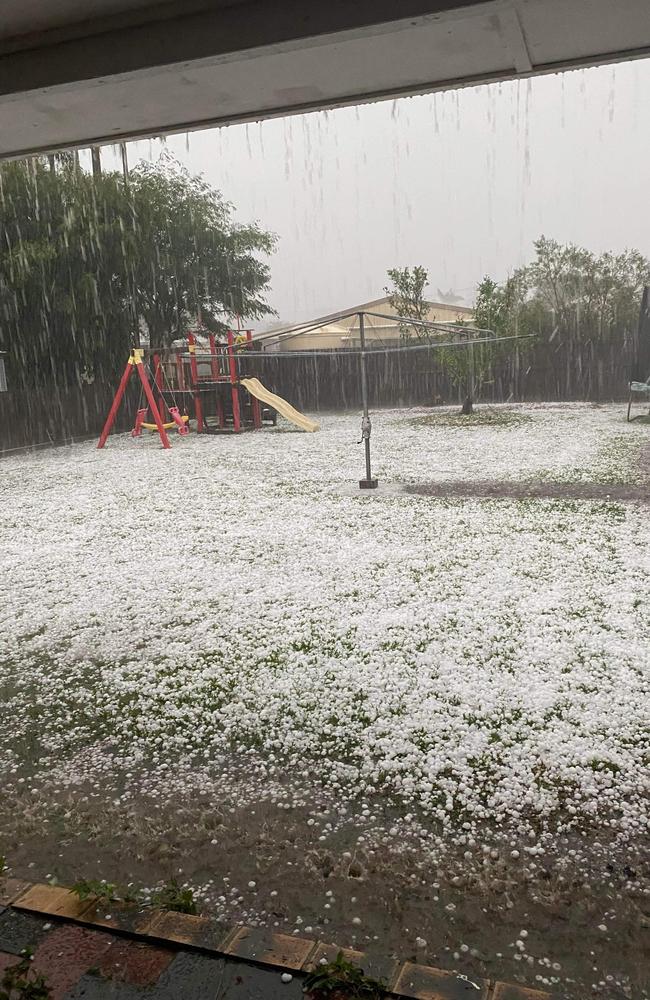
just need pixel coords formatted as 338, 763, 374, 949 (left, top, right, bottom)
252, 328, 643, 413
1, 327, 645, 454
0, 382, 138, 454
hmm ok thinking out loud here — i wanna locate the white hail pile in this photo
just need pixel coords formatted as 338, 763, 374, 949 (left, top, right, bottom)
1, 404, 648, 847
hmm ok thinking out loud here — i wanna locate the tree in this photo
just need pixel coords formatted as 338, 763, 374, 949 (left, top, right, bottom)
438, 327, 495, 416
522, 236, 649, 339
439, 274, 536, 414
384, 265, 507, 414
0, 154, 277, 389
474, 275, 515, 336
384, 265, 430, 338
465, 238, 650, 404
126, 157, 277, 347
449, 264, 545, 411
0, 158, 133, 389
475, 238, 650, 354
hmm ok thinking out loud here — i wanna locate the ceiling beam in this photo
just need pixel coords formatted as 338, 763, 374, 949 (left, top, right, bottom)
0, 0, 649, 159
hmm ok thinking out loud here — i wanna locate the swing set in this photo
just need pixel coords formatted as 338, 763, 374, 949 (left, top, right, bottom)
97, 347, 175, 449
97, 328, 318, 449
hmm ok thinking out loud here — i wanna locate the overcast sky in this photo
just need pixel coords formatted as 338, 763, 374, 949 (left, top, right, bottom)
95, 57, 650, 326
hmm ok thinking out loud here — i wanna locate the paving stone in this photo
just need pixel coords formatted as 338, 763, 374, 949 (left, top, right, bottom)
0, 950, 19, 973
492, 984, 553, 1000
97, 938, 175, 986
14, 883, 95, 921
0, 909, 51, 955
146, 910, 227, 950
82, 901, 161, 937
217, 958, 305, 999
304, 942, 399, 987
393, 961, 489, 1000
64, 973, 147, 999
157, 952, 305, 1000
226, 926, 316, 970
0, 878, 31, 907
154, 950, 225, 998
31, 924, 115, 999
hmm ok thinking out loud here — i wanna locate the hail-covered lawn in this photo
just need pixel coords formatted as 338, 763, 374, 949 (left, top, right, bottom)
1, 403, 648, 997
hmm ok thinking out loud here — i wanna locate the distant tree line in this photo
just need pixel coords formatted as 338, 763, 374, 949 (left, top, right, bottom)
386, 238, 650, 410
0, 153, 276, 390
474, 236, 649, 341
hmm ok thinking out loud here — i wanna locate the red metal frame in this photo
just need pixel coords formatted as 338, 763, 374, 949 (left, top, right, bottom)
98, 324, 261, 448
187, 333, 204, 433
98, 350, 171, 449
246, 329, 262, 429
209, 332, 226, 428
137, 361, 171, 447
98, 360, 133, 448
227, 329, 241, 433
153, 352, 166, 419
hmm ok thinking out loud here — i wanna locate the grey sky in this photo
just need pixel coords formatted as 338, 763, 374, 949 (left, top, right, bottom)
95, 57, 650, 325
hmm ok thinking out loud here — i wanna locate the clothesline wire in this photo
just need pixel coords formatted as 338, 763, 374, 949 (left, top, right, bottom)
178, 332, 535, 361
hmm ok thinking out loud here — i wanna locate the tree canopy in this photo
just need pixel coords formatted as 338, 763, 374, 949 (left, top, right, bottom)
479, 237, 650, 341
0, 155, 276, 389
126, 158, 276, 346
384, 265, 505, 412
386, 238, 650, 412
384, 265, 430, 338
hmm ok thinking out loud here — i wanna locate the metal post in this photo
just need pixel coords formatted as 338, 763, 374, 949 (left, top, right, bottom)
91, 146, 102, 177
153, 352, 165, 418
227, 330, 242, 432
465, 336, 475, 414
358, 312, 378, 489
187, 333, 204, 432
120, 143, 129, 183
208, 332, 225, 428
246, 329, 262, 429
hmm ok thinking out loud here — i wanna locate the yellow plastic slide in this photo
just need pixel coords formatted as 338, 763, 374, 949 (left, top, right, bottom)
240, 377, 319, 432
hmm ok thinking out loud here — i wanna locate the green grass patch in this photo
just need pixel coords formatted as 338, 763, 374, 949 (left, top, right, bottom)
406, 408, 531, 429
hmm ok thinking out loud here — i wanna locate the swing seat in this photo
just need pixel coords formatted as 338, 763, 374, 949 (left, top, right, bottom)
141, 414, 189, 431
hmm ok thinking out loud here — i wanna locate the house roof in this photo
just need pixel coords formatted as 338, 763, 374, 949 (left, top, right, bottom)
342, 295, 473, 315
255, 295, 473, 345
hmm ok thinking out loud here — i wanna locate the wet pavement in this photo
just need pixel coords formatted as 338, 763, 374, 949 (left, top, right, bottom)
0, 881, 556, 1000
0, 907, 305, 1000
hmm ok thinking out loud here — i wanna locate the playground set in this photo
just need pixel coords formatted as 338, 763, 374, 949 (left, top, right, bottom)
96, 304, 545, 488
97, 328, 318, 449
